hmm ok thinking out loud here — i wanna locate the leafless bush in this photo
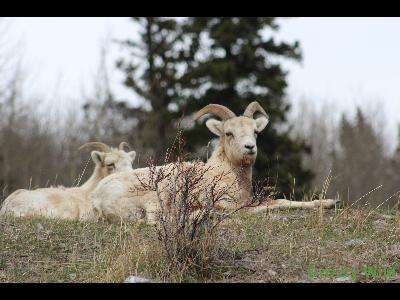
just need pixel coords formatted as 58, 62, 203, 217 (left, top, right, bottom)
289, 97, 340, 191
135, 131, 271, 278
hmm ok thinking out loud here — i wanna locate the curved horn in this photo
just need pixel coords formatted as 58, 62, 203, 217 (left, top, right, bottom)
243, 101, 269, 119
78, 142, 111, 153
193, 104, 236, 122
118, 142, 130, 151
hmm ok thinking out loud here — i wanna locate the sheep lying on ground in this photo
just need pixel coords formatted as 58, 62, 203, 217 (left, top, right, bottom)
0, 142, 136, 220
90, 102, 339, 225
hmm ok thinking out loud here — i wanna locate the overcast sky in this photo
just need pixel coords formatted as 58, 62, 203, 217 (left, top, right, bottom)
4, 17, 400, 149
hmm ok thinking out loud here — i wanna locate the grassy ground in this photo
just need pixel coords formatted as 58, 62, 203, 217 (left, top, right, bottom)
1, 207, 400, 283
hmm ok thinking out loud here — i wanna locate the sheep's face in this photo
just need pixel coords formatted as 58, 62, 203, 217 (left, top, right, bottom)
91, 149, 136, 177
206, 115, 269, 166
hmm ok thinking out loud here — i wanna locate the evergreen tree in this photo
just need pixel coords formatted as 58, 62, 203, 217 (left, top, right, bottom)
179, 17, 312, 197
115, 17, 313, 196
116, 17, 184, 160
331, 108, 388, 206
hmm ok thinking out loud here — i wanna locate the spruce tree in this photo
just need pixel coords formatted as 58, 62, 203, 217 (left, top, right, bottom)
331, 108, 388, 206
116, 17, 184, 160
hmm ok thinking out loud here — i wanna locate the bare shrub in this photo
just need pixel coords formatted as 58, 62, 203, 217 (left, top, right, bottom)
289, 97, 340, 192
134, 131, 271, 278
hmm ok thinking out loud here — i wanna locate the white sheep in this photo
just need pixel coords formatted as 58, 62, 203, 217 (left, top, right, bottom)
0, 142, 136, 220
89, 102, 339, 224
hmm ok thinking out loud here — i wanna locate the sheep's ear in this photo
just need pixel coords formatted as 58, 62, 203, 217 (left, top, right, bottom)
91, 151, 105, 165
255, 116, 269, 132
206, 119, 223, 136
128, 151, 136, 161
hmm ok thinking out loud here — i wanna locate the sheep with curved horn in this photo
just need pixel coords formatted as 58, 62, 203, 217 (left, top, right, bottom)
0, 141, 136, 220
89, 102, 339, 224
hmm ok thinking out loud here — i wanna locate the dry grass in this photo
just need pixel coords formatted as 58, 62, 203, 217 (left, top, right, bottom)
1, 206, 400, 283
217, 208, 400, 282
0, 217, 164, 283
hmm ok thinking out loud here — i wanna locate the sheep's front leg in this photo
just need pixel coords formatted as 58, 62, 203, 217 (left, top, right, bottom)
310, 199, 341, 209
249, 198, 341, 213
268, 199, 340, 210
143, 200, 161, 226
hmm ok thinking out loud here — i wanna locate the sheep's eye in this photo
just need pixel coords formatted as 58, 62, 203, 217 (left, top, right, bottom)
254, 130, 259, 136
226, 132, 233, 137
107, 163, 115, 168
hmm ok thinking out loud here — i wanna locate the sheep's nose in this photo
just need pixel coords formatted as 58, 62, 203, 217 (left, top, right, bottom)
245, 144, 255, 150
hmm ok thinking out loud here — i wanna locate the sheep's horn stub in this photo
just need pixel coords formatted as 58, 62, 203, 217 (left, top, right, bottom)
78, 142, 112, 153
243, 101, 269, 119
193, 104, 236, 122
118, 142, 130, 151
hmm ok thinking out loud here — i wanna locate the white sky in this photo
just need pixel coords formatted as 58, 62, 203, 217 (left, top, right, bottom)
4, 17, 400, 149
